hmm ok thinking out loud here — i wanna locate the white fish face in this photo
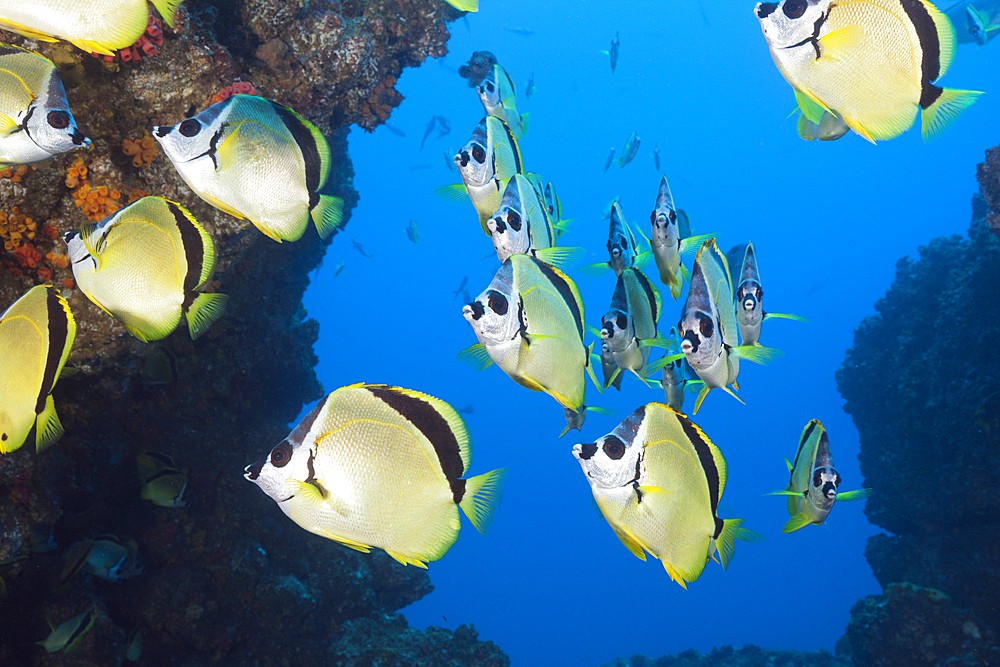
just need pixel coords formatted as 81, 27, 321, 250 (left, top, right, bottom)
153, 99, 230, 165
807, 464, 840, 519
24, 78, 89, 160
455, 122, 494, 189
601, 308, 634, 357
63, 230, 92, 271
476, 69, 502, 116
572, 411, 645, 491
488, 181, 530, 263
244, 428, 314, 517
755, 0, 829, 49
607, 204, 636, 275
463, 261, 521, 354
678, 307, 723, 372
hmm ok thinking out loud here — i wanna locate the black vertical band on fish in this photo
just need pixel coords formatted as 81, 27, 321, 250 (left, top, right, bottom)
498, 119, 523, 174
678, 414, 724, 538
37, 287, 68, 415
364, 385, 465, 484
532, 258, 584, 339
633, 270, 660, 324
270, 101, 324, 205
897, 0, 944, 109
792, 419, 819, 472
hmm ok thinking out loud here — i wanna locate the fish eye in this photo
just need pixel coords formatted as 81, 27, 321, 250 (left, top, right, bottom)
487, 290, 508, 315
472, 145, 486, 164
782, 0, 807, 19
756, 287, 764, 300
616, 313, 627, 330
47, 110, 70, 129
812, 468, 823, 487
698, 314, 714, 338
506, 210, 522, 231
179, 118, 202, 137
270, 441, 293, 468
602, 436, 626, 460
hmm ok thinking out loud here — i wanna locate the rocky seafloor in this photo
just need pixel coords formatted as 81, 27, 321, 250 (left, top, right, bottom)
0, 1, 509, 665
598, 149, 1000, 667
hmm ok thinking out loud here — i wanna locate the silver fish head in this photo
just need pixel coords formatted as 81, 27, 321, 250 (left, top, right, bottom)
755, 0, 828, 48
808, 464, 841, 516
544, 181, 559, 218
736, 278, 764, 326
678, 307, 721, 371
463, 260, 520, 348
601, 308, 633, 353
476, 68, 501, 112
607, 203, 635, 273
650, 178, 678, 251
488, 178, 530, 261
455, 119, 493, 188
572, 408, 644, 491
27, 75, 89, 157
244, 408, 318, 515
153, 98, 231, 164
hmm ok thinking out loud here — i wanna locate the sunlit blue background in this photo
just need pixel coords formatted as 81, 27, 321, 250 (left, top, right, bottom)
294, 2, 999, 665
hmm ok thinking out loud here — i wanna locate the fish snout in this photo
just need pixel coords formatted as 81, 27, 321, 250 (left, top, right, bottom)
756, 2, 778, 19
464, 300, 485, 321
456, 151, 469, 168
71, 128, 89, 146
490, 215, 506, 234
244, 459, 265, 481
574, 442, 598, 460
153, 125, 171, 138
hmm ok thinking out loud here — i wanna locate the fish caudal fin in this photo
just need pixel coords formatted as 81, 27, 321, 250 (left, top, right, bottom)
151, 0, 185, 28
185, 293, 229, 340
921, 88, 983, 142
716, 518, 764, 571
459, 468, 507, 536
35, 394, 65, 453
577, 261, 611, 277
456, 343, 494, 371
311, 195, 345, 240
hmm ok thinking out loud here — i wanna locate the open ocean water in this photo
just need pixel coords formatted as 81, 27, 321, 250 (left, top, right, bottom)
299, 2, 999, 665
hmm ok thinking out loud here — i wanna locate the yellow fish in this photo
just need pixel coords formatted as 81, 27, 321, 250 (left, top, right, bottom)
0, 0, 183, 56
245, 384, 506, 568
64, 196, 228, 342
573, 402, 763, 588
0, 285, 75, 454
755, 0, 982, 142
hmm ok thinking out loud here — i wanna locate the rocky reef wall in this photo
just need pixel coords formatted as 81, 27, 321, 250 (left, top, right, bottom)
835, 145, 1000, 667
0, 1, 508, 665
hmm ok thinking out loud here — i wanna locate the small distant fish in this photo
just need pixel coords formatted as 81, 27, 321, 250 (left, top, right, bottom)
602, 31, 620, 73
487, 174, 580, 268
244, 384, 507, 567
385, 123, 406, 138
61, 535, 144, 583
582, 201, 649, 277
652, 143, 661, 171
603, 148, 615, 174
140, 346, 178, 388
457, 404, 475, 414
966, 4, 999, 45
453, 276, 468, 299
659, 326, 688, 411
0, 1, 181, 56
477, 64, 530, 139
461, 287, 471, 303
525, 72, 536, 100
65, 197, 229, 342
755, 0, 982, 142
435, 115, 451, 138
137, 451, 188, 508
600, 267, 662, 387
407, 219, 421, 243
768, 420, 873, 533
796, 109, 849, 141
38, 612, 94, 654
332, 260, 346, 277
421, 116, 438, 150
443, 149, 456, 172
352, 238, 373, 258
505, 26, 535, 36
125, 624, 143, 662
0, 45, 89, 165
573, 403, 763, 588
734, 242, 807, 346
460, 255, 597, 435
458, 51, 497, 87
617, 131, 640, 168
154, 95, 344, 241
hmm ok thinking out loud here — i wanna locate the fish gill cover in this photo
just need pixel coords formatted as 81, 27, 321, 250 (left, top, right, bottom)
0, 1, 999, 666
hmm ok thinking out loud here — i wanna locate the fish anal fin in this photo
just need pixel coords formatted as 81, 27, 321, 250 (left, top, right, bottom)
783, 512, 815, 533
385, 550, 429, 568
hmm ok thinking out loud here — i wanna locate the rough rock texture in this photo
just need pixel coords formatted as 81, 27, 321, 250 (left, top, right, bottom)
0, 1, 509, 665
977, 145, 1000, 240
598, 645, 851, 667
835, 144, 1000, 666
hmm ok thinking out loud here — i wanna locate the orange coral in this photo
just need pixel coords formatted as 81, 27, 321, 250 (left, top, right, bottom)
65, 157, 87, 188
0, 165, 30, 183
0, 207, 36, 249
73, 183, 122, 221
129, 188, 150, 203
13, 243, 40, 268
45, 252, 69, 269
122, 135, 157, 168
210, 81, 258, 105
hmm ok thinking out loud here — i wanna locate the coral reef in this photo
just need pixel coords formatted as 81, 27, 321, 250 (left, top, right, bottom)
598, 645, 851, 667
976, 144, 1000, 240
0, 0, 505, 665
836, 144, 1000, 665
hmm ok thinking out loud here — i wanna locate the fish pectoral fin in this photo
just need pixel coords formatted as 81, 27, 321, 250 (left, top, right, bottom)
678, 234, 714, 258
785, 456, 794, 472
202, 193, 247, 220
603, 365, 622, 390
793, 88, 830, 125
837, 488, 875, 502
816, 25, 862, 60
765, 490, 801, 497
637, 335, 671, 350
662, 561, 689, 590
611, 524, 649, 562
577, 261, 611, 277
456, 343, 495, 371
731, 344, 784, 365
34, 394, 65, 453
586, 405, 615, 417
0, 113, 18, 134
433, 183, 471, 204
763, 311, 808, 322
532, 246, 585, 271
783, 513, 815, 533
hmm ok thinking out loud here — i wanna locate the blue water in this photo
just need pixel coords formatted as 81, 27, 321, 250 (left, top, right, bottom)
299, 2, 1000, 665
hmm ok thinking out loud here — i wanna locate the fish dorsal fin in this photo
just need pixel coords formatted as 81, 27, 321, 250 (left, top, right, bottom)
923, 0, 957, 76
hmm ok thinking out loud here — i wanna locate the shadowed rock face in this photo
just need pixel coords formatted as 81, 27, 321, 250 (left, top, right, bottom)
0, 2, 509, 665
836, 145, 1000, 664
